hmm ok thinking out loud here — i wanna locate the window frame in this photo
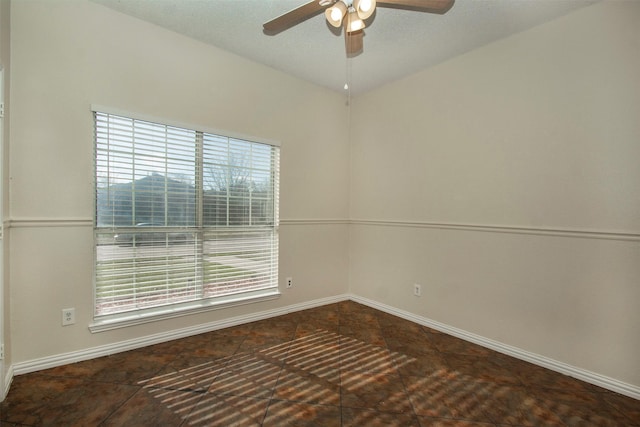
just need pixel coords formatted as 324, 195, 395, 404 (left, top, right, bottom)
90, 106, 280, 332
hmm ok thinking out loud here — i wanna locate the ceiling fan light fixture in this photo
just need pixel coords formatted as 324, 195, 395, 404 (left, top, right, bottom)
264, 0, 455, 58
353, 0, 376, 20
346, 8, 366, 33
325, 1, 348, 28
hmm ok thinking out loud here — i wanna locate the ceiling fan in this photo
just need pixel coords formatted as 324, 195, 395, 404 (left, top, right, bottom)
263, 0, 455, 57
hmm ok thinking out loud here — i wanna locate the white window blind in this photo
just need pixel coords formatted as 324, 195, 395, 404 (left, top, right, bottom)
94, 111, 279, 322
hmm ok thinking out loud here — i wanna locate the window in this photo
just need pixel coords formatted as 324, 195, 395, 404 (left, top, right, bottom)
93, 109, 279, 328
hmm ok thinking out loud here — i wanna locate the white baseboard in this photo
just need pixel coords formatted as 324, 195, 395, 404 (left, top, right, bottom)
350, 294, 640, 401
2, 364, 13, 401
7, 292, 639, 402
11, 294, 350, 377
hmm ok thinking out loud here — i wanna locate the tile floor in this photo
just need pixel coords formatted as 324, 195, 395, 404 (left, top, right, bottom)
1, 301, 639, 426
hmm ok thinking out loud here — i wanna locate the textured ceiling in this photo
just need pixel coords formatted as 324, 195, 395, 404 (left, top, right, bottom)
90, 0, 599, 96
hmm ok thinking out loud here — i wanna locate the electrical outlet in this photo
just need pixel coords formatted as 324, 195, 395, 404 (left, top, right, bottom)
413, 284, 422, 297
62, 308, 76, 326
286, 277, 293, 288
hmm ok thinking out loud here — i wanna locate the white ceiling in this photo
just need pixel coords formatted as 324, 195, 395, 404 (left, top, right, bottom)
91, 0, 599, 96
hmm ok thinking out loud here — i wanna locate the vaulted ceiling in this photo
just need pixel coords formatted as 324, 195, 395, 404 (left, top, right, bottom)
91, 0, 599, 96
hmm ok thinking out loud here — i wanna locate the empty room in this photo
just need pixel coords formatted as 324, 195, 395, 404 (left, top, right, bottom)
0, 0, 638, 425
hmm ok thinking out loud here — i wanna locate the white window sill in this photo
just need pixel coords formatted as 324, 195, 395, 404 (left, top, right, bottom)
89, 289, 281, 333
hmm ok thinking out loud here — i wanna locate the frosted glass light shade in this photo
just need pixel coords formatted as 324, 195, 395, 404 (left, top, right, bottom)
325, 1, 348, 28
354, 0, 376, 20
346, 9, 366, 33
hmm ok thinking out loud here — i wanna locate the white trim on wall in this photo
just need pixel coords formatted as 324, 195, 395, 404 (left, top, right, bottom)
350, 294, 640, 401
89, 291, 281, 333
10, 217, 638, 242
280, 219, 350, 226
351, 219, 640, 242
11, 294, 350, 376
0, 67, 4, 401
8, 293, 640, 401
9, 218, 94, 228
8, 218, 350, 228
3, 364, 11, 401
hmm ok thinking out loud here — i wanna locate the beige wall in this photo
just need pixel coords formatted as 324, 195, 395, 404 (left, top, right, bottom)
349, 1, 640, 387
8, 0, 349, 363
1, 0, 11, 386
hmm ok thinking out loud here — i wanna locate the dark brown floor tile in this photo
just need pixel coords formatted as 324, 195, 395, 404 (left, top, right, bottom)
139, 355, 228, 392
294, 321, 339, 338
527, 386, 605, 407
237, 327, 295, 353
102, 386, 201, 426
0, 374, 138, 426
444, 353, 522, 386
282, 329, 341, 359
185, 394, 270, 426
480, 384, 566, 426
249, 317, 299, 338
196, 333, 247, 358
342, 408, 420, 427
383, 327, 439, 355
602, 392, 640, 425
263, 400, 341, 427
301, 305, 340, 325
395, 350, 447, 377
338, 303, 384, 327
341, 309, 380, 325
257, 336, 295, 363
380, 324, 439, 352
529, 389, 635, 427
92, 351, 176, 385
215, 318, 296, 353
210, 323, 255, 338
343, 407, 421, 426
208, 353, 282, 399
375, 311, 421, 331
38, 357, 109, 379
422, 328, 492, 357
150, 333, 246, 359
275, 311, 304, 323
545, 406, 625, 426
341, 371, 413, 414
341, 337, 400, 375
417, 417, 496, 427
512, 360, 609, 396
42, 349, 175, 386
236, 335, 290, 353
403, 372, 497, 423
270, 330, 342, 378
338, 300, 373, 315
339, 324, 387, 347
273, 367, 340, 405
340, 310, 382, 336
318, 314, 340, 327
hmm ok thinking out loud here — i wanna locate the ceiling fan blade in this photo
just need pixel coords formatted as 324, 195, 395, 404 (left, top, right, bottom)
377, 0, 454, 14
263, 1, 327, 35
345, 30, 364, 58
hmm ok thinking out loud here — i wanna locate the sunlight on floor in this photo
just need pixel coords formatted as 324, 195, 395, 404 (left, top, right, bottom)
140, 329, 416, 425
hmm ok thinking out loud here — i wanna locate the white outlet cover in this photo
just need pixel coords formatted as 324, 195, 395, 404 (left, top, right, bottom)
62, 308, 76, 326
